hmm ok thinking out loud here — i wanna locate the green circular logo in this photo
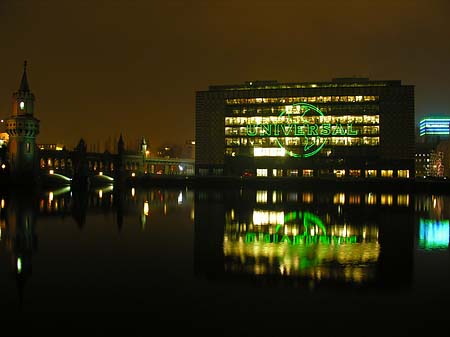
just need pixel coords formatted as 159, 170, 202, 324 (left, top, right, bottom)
276, 102, 327, 158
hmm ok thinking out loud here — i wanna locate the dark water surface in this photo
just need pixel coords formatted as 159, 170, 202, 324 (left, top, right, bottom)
1, 184, 449, 336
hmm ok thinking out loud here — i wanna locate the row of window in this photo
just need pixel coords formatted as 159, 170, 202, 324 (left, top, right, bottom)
254, 168, 409, 178
40, 158, 140, 171
225, 115, 380, 126
227, 105, 380, 115
250, 192, 409, 206
225, 95, 379, 105
225, 136, 380, 148
225, 125, 379, 136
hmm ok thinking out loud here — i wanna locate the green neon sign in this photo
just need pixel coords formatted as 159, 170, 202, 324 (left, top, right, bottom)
246, 102, 358, 158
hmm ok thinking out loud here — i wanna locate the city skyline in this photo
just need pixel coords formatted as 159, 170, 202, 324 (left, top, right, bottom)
1, 0, 449, 150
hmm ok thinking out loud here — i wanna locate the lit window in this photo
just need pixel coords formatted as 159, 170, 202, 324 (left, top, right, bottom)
349, 169, 361, 177
254, 147, 286, 157
397, 195, 410, 206
256, 169, 268, 177
397, 170, 410, 178
334, 169, 345, 178
365, 193, 377, 205
303, 169, 314, 177
366, 170, 377, 178
381, 170, 393, 178
381, 194, 393, 205
333, 193, 345, 205
19, 101, 25, 110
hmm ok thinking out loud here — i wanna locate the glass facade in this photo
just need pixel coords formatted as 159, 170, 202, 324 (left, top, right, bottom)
224, 98, 380, 158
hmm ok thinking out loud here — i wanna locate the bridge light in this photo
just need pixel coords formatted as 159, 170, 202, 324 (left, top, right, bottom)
49, 169, 54, 175
17, 258, 22, 274
1, 164, 5, 169
131, 172, 136, 177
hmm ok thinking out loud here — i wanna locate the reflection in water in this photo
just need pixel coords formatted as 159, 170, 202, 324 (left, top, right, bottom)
415, 193, 450, 250
0, 184, 195, 312
2, 184, 450, 320
419, 219, 449, 250
224, 209, 380, 283
195, 189, 424, 289
0, 188, 38, 311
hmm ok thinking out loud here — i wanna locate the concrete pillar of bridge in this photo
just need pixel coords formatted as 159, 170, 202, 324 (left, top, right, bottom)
140, 137, 148, 175
72, 138, 89, 186
114, 133, 126, 184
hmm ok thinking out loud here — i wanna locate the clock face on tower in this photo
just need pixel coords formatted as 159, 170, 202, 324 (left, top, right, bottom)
19, 101, 25, 110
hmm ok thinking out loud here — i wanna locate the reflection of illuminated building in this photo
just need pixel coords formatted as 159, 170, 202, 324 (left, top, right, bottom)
195, 189, 414, 289
419, 219, 449, 250
36, 187, 195, 231
224, 209, 380, 283
0, 190, 38, 309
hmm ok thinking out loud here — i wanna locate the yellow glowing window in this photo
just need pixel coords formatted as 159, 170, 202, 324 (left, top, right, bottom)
302, 193, 313, 203
287, 169, 298, 176
303, 169, 314, 177
381, 170, 393, 178
334, 169, 345, 178
256, 190, 268, 203
397, 195, 410, 206
381, 194, 393, 205
366, 170, 377, 177
349, 169, 361, 177
272, 169, 283, 177
365, 193, 377, 205
397, 170, 410, 178
333, 193, 345, 204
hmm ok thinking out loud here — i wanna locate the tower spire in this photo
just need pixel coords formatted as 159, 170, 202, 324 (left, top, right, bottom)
19, 60, 30, 92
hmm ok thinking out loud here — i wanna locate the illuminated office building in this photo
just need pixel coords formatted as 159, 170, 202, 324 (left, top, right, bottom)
195, 78, 415, 178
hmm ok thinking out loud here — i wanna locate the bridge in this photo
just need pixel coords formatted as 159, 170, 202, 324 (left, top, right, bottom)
38, 143, 194, 186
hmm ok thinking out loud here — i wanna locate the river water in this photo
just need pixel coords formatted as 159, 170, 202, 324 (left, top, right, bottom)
0, 184, 449, 336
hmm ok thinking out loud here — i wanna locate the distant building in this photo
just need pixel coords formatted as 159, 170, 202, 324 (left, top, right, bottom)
196, 78, 415, 178
419, 117, 450, 144
415, 142, 444, 178
38, 143, 65, 151
416, 117, 450, 178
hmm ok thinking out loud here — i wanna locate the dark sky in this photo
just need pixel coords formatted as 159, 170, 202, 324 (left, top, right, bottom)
1, 0, 449, 151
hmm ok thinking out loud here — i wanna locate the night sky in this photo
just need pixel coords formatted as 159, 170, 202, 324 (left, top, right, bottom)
1, 0, 449, 152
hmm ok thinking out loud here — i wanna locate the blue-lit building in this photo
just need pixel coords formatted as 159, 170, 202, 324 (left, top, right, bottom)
419, 117, 450, 139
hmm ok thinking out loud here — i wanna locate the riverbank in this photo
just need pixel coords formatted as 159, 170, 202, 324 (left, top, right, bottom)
2, 174, 449, 194
129, 175, 450, 194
